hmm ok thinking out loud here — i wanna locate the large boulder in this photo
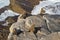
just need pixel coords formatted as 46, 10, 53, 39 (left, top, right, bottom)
43, 15, 60, 32
9, 0, 42, 14
25, 15, 47, 30
17, 15, 50, 33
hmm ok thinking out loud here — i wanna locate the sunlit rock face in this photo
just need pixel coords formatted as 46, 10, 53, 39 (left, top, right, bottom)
25, 15, 47, 28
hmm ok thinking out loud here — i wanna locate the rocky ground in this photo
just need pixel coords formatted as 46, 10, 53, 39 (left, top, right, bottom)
0, 12, 60, 40
0, 16, 18, 40
0, 0, 60, 40
7, 15, 60, 40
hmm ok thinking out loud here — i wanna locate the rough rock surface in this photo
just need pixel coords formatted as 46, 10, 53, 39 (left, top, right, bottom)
9, 19, 26, 33
40, 32, 60, 40
8, 15, 60, 40
8, 15, 50, 40
13, 32, 37, 40
1, 0, 60, 40
43, 15, 60, 32
9, 0, 42, 14
0, 16, 18, 40
25, 15, 48, 30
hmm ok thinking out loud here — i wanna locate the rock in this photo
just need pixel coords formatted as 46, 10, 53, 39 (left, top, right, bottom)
13, 32, 37, 40
0, 16, 18, 30
8, 19, 26, 40
43, 15, 60, 32
25, 15, 47, 31
5, 16, 18, 25
40, 28, 50, 35
9, 20, 25, 34
0, 6, 9, 14
0, 16, 18, 27
40, 32, 60, 40
0, 16, 18, 40
9, 0, 42, 14
17, 13, 32, 19
36, 30, 46, 40
36, 28, 50, 40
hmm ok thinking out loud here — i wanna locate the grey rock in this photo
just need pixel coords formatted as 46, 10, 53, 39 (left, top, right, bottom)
36, 30, 47, 40
40, 32, 60, 40
25, 15, 47, 29
43, 15, 60, 32
13, 32, 37, 40
10, 0, 41, 14
36, 28, 50, 40
9, 19, 26, 33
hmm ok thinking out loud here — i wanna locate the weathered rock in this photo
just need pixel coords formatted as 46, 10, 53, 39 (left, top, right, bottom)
0, 16, 18, 27
36, 28, 50, 40
0, 16, 18, 40
8, 19, 26, 40
0, 29, 9, 40
25, 15, 47, 31
40, 32, 60, 40
17, 15, 26, 21
9, 20, 25, 33
9, 0, 42, 14
13, 32, 37, 40
36, 30, 46, 40
40, 28, 50, 35
0, 6, 9, 14
43, 15, 60, 32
